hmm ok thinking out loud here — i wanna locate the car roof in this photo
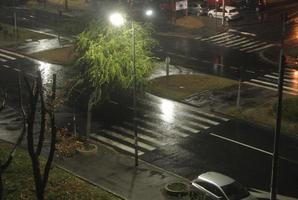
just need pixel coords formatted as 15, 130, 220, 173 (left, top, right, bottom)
221, 6, 237, 11
197, 172, 235, 187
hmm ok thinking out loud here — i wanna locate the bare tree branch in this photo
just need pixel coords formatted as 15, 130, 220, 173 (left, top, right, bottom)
42, 74, 57, 189
36, 72, 46, 156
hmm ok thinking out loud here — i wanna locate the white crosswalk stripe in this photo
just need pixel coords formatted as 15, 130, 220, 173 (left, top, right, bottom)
0, 52, 16, 60
91, 94, 230, 156
0, 49, 24, 63
0, 49, 24, 58
244, 68, 298, 96
199, 32, 275, 53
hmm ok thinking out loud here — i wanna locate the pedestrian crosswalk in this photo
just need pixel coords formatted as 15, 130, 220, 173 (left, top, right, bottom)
199, 32, 275, 53
244, 68, 298, 95
0, 48, 24, 63
91, 94, 230, 156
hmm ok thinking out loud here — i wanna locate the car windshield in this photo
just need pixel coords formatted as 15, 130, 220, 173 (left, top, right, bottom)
221, 182, 249, 200
229, 9, 237, 13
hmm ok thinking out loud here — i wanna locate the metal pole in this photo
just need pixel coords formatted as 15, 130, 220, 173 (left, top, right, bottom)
13, 0, 17, 40
132, 21, 138, 167
236, 66, 242, 107
222, 0, 225, 26
270, 12, 287, 200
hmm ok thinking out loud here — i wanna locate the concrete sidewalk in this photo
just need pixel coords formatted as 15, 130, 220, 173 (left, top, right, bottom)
55, 142, 189, 200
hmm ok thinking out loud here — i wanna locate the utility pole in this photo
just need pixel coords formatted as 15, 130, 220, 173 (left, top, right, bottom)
13, 0, 17, 40
222, 0, 225, 26
270, 12, 287, 200
236, 66, 243, 108
132, 21, 138, 167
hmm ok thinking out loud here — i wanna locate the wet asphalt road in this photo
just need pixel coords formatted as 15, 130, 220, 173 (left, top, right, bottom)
1, 3, 298, 198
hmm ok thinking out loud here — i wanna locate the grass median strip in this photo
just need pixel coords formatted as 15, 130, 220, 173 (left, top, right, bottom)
147, 74, 237, 100
0, 23, 53, 46
30, 46, 77, 65
0, 141, 121, 200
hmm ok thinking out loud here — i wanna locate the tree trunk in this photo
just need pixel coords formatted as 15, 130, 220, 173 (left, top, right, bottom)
64, 0, 68, 11
0, 173, 3, 200
86, 98, 93, 141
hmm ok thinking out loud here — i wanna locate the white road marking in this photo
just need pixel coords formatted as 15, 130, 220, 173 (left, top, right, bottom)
272, 72, 295, 79
178, 124, 200, 133
181, 112, 220, 126
209, 133, 272, 155
237, 41, 259, 48
215, 36, 241, 44
0, 49, 25, 58
223, 37, 248, 46
0, 52, 16, 60
186, 120, 210, 129
246, 44, 275, 53
212, 35, 239, 43
239, 42, 267, 51
103, 129, 156, 151
13, 68, 21, 72
190, 109, 229, 122
0, 58, 7, 62
246, 70, 256, 74
112, 125, 166, 146
227, 39, 253, 48
264, 74, 298, 84
3, 65, 10, 69
136, 118, 189, 138
201, 32, 230, 41
243, 81, 298, 95
228, 29, 256, 36
251, 79, 298, 92
90, 134, 144, 156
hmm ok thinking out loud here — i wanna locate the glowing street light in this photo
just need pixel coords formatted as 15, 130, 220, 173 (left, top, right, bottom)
145, 9, 153, 17
109, 12, 125, 27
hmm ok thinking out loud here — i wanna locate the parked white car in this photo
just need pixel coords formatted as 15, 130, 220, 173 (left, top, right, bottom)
190, 172, 256, 200
208, 6, 240, 21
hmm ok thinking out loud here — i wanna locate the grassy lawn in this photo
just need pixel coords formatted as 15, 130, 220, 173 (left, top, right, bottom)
0, 142, 121, 200
30, 46, 77, 65
147, 74, 237, 100
0, 23, 53, 47
225, 96, 298, 138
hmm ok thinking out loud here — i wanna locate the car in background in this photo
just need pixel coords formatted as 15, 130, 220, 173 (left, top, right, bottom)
190, 172, 256, 200
207, 6, 240, 21
188, 2, 209, 16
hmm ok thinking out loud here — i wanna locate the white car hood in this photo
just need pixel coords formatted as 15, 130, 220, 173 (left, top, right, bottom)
241, 194, 257, 200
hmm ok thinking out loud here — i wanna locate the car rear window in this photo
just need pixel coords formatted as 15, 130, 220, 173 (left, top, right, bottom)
229, 9, 237, 13
221, 182, 249, 200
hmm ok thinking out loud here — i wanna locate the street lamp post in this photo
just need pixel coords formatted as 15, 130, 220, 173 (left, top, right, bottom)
131, 20, 139, 166
222, 0, 225, 26
109, 10, 153, 167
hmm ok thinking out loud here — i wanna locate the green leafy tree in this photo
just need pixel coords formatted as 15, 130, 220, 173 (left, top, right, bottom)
70, 17, 157, 140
